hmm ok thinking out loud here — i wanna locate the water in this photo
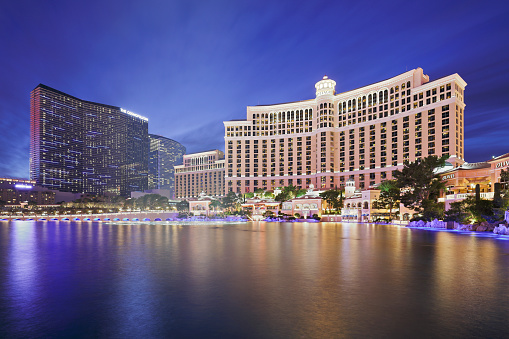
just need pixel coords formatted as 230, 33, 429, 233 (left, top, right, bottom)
1, 221, 508, 338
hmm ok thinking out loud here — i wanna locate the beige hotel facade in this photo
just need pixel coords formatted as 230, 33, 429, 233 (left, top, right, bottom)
224, 68, 466, 193
174, 150, 225, 199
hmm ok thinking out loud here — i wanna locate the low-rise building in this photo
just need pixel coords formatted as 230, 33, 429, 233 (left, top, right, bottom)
438, 152, 509, 209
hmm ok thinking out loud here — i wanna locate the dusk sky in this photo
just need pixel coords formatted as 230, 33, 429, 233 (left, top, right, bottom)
0, 0, 508, 178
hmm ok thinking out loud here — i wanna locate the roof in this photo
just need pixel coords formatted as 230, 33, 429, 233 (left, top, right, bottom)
34, 84, 120, 110
441, 162, 491, 174
254, 98, 314, 107
487, 152, 509, 162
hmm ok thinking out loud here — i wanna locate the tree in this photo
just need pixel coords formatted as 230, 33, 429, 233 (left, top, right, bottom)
319, 189, 344, 213
394, 155, 448, 214
210, 199, 222, 212
263, 191, 274, 199
275, 191, 291, 203
283, 185, 299, 199
296, 189, 307, 198
372, 180, 400, 221
445, 196, 493, 224
176, 200, 189, 212
222, 191, 241, 212
444, 200, 468, 223
501, 168, 509, 185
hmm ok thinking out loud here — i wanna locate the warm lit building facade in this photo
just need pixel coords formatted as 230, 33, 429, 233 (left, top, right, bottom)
438, 152, 509, 209
174, 150, 225, 199
30, 84, 149, 196
224, 68, 466, 193
148, 134, 186, 198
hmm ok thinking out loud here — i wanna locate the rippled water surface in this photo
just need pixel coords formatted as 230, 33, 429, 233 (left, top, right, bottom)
1, 221, 509, 338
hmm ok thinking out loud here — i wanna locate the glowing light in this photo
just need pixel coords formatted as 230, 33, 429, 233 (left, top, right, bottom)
120, 108, 148, 121
15, 184, 33, 189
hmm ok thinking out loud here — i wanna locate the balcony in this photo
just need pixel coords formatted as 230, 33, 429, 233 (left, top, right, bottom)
439, 192, 494, 203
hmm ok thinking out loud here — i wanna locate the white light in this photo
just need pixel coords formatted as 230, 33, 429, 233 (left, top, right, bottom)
15, 184, 33, 189
120, 108, 149, 122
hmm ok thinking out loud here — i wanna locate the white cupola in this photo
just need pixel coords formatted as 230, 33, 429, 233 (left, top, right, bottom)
315, 75, 336, 97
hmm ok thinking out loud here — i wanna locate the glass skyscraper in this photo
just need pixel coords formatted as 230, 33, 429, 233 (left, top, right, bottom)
30, 84, 149, 196
148, 134, 186, 198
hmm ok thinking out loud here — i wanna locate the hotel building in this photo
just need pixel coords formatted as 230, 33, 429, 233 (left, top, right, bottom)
438, 152, 509, 209
0, 178, 54, 206
148, 134, 186, 198
224, 68, 466, 193
174, 150, 225, 199
30, 84, 149, 196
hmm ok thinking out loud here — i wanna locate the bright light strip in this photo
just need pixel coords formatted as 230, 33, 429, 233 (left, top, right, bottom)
15, 184, 33, 189
120, 108, 149, 122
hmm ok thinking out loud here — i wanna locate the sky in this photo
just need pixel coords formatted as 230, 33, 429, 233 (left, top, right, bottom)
0, 0, 508, 179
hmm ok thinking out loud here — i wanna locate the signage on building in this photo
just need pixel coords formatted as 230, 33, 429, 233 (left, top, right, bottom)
496, 160, 509, 169
15, 184, 33, 189
442, 174, 455, 180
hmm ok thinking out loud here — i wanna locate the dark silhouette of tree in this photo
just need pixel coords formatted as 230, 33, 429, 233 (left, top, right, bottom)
394, 155, 448, 214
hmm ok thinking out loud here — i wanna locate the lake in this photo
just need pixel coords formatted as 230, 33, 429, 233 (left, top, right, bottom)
1, 221, 508, 338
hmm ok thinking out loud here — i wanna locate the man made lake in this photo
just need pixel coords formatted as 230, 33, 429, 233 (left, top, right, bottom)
1, 221, 508, 338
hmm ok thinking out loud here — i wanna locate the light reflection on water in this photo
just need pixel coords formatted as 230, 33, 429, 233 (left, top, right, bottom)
0, 221, 508, 338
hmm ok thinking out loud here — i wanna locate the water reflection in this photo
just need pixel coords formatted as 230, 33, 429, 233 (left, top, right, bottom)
0, 221, 508, 338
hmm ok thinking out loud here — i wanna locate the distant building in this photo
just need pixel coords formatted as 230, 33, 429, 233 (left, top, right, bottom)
148, 134, 186, 198
224, 68, 466, 193
0, 178, 54, 206
30, 84, 149, 196
174, 150, 225, 199
131, 188, 172, 199
0, 177, 81, 206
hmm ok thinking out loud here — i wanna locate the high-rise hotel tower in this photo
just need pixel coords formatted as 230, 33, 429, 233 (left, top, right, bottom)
224, 68, 466, 193
30, 84, 149, 196
148, 134, 186, 197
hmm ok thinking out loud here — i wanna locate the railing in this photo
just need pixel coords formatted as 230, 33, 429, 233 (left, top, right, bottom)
444, 192, 494, 201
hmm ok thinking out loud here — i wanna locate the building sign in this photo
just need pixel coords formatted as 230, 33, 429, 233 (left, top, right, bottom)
15, 184, 33, 189
442, 174, 455, 180
120, 108, 149, 122
496, 160, 509, 169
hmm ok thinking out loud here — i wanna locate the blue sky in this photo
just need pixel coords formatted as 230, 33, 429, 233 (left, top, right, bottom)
0, 0, 508, 178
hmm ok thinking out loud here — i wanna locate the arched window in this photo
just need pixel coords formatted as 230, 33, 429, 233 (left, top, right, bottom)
352, 99, 356, 110
390, 87, 394, 94
364, 201, 369, 209
373, 94, 377, 105
362, 96, 366, 109
402, 83, 406, 89
384, 90, 388, 103
348, 100, 352, 111
320, 103, 323, 109
379, 92, 383, 103
368, 94, 372, 107
407, 81, 411, 88
395, 85, 399, 92
357, 202, 362, 208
